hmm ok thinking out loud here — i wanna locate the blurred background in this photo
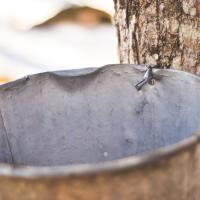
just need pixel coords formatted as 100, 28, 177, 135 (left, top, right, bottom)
0, 0, 117, 84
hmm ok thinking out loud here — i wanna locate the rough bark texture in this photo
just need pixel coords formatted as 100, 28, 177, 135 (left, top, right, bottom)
114, 0, 200, 74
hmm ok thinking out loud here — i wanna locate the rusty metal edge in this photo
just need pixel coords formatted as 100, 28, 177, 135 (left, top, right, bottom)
0, 64, 200, 179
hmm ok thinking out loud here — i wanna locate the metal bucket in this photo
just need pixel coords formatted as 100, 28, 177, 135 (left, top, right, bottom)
0, 64, 200, 200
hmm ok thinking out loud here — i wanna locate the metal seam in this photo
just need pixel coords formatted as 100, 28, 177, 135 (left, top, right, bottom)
0, 108, 14, 164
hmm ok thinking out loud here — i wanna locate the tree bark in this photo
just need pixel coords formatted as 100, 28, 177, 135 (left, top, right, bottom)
114, 0, 200, 74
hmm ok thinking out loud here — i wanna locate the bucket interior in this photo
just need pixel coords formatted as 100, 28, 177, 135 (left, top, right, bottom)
0, 65, 200, 166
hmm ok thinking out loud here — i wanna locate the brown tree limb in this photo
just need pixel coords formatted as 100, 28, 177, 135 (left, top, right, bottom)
114, 0, 200, 74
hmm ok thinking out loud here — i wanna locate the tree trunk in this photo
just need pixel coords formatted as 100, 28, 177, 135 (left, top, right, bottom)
114, 0, 200, 74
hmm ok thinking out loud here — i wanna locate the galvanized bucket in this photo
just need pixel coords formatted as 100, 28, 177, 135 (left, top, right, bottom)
0, 64, 200, 200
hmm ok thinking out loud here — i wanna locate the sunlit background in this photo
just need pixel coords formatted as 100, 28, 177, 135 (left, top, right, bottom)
0, 0, 117, 84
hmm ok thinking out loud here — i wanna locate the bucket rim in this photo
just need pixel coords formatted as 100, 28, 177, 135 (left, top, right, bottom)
0, 132, 199, 178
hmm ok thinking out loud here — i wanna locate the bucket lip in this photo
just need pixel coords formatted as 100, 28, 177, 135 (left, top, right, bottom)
1, 64, 200, 90
0, 132, 200, 178
0, 64, 200, 178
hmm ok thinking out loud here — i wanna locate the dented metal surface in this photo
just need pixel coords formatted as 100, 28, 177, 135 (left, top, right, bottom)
0, 64, 200, 199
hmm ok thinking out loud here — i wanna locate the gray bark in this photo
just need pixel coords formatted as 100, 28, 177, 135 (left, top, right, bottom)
114, 0, 200, 74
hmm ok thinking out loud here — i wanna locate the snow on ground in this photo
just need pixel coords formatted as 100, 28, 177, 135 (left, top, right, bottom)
0, 24, 118, 79
0, 0, 117, 81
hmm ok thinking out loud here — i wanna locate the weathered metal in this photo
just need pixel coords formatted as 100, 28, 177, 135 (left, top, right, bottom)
0, 64, 200, 200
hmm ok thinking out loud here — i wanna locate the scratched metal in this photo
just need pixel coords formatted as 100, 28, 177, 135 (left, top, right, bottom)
0, 64, 200, 200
